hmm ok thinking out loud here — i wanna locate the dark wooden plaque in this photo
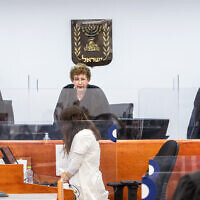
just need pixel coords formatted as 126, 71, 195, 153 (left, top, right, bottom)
71, 19, 112, 67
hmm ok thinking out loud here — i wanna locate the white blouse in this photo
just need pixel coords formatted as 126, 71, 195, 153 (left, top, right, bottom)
66, 129, 108, 200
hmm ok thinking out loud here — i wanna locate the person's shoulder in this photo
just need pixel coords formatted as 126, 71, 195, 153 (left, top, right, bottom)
87, 84, 107, 98
78, 129, 93, 135
63, 84, 74, 89
75, 129, 94, 139
87, 84, 105, 93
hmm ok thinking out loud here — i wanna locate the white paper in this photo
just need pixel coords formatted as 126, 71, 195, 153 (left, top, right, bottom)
0, 193, 57, 200
55, 145, 68, 176
0, 159, 5, 164
17, 159, 27, 179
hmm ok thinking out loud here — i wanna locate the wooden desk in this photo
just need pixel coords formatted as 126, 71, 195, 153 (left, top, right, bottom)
1, 140, 200, 200
0, 164, 74, 200
0, 193, 57, 200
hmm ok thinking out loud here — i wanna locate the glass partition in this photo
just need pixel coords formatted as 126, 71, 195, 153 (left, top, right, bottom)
1, 87, 200, 199
0, 87, 199, 140
138, 87, 199, 139
142, 155, 200, 200
0, 88, 117, 197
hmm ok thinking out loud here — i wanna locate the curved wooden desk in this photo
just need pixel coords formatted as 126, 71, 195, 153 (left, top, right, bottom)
0, 164, 74, 200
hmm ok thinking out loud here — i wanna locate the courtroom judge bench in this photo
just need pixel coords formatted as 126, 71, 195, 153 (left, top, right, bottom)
0, 140, 200, 200
0, 117, 169, 140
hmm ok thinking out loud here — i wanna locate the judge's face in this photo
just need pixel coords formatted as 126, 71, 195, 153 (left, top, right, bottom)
72, 74, 90, 90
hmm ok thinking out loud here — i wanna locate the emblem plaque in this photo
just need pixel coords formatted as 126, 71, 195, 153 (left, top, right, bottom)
71, 19, 112, 67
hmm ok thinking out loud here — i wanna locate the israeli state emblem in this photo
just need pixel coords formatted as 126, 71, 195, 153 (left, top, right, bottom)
71, 19, 112, 67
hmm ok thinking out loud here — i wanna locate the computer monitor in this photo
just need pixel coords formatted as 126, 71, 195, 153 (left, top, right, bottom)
140, 119, 169, 139
118, 118, 169, 139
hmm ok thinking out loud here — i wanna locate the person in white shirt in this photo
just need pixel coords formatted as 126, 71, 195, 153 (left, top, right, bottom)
60, 105, 109, 200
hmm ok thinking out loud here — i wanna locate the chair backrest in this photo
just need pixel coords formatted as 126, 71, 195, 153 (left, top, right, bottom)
109, 103, 133, 118
152, 140, 179, 200
0, 100, 14, 123
0, 91, 2, 101
155, 140, 179, 158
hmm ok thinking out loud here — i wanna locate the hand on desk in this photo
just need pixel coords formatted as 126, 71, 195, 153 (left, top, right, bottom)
61, 171, 72, 182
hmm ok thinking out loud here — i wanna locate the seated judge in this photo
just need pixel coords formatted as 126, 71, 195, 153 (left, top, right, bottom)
54, 63, 110, 123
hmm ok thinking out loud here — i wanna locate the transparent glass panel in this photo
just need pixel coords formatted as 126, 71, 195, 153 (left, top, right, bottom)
138, 87, 199, 139
0, 88, 117, 198
1, 87, 200, 140
142, 155, 200, 200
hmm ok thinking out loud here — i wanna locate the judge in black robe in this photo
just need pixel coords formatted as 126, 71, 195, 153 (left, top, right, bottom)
52, 63, 111, 139
54, 83, 110, 121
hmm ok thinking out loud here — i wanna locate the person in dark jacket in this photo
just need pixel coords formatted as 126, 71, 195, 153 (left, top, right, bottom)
172, 170, 200, 200
187, 88, 200, 139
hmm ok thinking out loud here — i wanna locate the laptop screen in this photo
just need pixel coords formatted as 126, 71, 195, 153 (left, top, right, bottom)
118, 118, 169, 139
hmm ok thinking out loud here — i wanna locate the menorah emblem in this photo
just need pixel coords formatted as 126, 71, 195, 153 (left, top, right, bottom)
71, 19, 112, 67
82, 23, 102, 52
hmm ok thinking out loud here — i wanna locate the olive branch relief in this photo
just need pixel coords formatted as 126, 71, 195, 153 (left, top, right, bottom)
74, 24, 81, 60
102, 23, 110, 61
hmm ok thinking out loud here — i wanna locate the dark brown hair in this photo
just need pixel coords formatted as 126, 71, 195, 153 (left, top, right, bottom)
60, 105, 100, 153
70, 63, 91, 82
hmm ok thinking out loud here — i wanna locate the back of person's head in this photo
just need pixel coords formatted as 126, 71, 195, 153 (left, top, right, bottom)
60, 105, 100, 153
172, 170, 200, 200
70, 63, 91, 81
60, 105, 88, 121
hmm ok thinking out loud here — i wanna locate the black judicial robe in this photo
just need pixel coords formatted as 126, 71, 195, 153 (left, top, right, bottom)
54, 84, 110, 122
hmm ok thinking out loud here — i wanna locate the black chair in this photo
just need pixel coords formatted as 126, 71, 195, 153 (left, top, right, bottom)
0, 99, 14, 139
109, 103, 134, 119
0, 91, 2, 101
107, 140, 179, 200
0, 100, 14, 123
93, 113, 123, 140
13, 125, 33, 140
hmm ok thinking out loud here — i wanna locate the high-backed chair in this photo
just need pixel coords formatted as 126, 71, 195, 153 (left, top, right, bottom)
109, 103, 133, 119
0, 91, 2, 101
0, 100, 14, 139
0, 100, 14, 123
107, 140, 179, 200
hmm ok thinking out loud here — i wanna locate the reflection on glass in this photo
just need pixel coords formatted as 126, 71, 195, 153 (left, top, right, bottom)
0, 87, 199, 140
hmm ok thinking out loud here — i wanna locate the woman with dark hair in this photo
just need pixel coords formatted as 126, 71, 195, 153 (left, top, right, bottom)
60, 105, 108, 200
